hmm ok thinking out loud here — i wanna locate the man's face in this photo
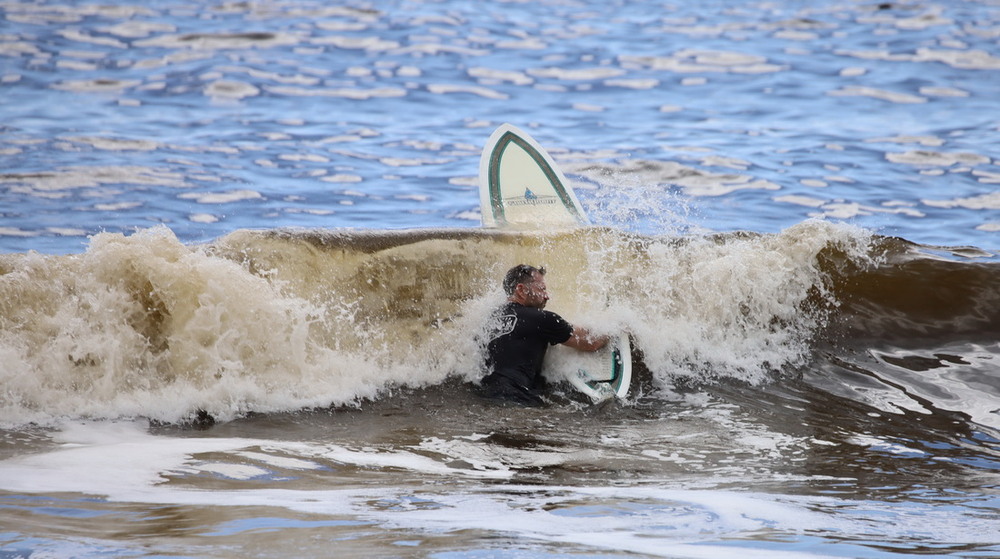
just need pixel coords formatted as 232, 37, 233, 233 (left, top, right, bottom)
520, 272, 550, 309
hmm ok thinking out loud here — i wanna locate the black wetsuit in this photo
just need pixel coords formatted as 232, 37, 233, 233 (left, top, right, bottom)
480, 302, 573, 405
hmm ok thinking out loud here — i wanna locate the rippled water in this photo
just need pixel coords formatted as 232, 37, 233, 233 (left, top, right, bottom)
2, 0, 999, 253
2, 0, 1000, 557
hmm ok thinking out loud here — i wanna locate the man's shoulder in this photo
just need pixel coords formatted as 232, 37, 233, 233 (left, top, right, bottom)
509, 302, 555, 317
514, 304, 569, 327
493, 301, 522, 320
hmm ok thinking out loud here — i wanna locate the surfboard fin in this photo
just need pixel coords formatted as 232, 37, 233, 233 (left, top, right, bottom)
573, 369, 616, 403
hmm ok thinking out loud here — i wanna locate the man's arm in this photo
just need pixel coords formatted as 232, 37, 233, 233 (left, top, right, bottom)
562, 326, 610, 352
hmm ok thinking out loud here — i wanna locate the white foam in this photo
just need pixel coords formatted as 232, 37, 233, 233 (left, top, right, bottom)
3, 420, 997, 556
0, 420, 268, 494
0, 228, 407, 427
0, 222, 875, 426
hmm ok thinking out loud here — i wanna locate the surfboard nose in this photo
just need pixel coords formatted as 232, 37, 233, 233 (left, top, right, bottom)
478, 123, 589, 229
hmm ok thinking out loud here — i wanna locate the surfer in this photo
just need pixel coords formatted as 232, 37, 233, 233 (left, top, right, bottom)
479, 264, 609, 406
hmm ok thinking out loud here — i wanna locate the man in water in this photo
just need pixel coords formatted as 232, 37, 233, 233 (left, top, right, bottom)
479, 264, 609, 405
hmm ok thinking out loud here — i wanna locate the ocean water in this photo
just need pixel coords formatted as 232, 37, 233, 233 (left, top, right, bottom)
2, 0, 1000, 557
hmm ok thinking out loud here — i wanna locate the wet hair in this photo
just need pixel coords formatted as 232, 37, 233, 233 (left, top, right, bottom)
503, 264, 545, 296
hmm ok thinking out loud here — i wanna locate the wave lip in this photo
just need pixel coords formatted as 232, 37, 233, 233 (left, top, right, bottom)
5, 221, 998, 427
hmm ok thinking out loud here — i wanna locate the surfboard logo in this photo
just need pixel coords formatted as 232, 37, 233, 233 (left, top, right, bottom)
503, 187, 560, 207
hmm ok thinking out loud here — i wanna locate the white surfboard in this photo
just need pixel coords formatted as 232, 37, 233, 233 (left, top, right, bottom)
478, 123, 588, 228
478, 124, 631, 402
562, 334, 633, 403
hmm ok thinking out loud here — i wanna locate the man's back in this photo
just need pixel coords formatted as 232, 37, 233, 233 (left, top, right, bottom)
483, 302, 573, 393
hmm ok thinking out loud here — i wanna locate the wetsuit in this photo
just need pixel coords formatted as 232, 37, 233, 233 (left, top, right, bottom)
480, 301, 573, 405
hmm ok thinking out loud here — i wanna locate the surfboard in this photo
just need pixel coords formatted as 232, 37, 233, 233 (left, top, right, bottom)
559, 334, 633, 403
478, 123, 632, 402
478, 123, 588, 228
